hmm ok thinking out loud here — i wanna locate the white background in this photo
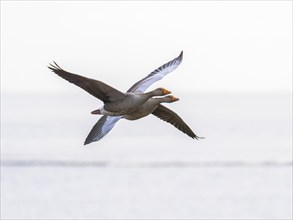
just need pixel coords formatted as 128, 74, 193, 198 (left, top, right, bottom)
1, 1, 292, 94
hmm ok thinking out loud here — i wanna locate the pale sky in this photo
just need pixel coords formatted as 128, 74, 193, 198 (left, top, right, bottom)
1, 1, 292, 94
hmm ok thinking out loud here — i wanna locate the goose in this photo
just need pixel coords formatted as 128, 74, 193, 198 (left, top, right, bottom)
48, 62, 171, 116
49, 51, 202, 144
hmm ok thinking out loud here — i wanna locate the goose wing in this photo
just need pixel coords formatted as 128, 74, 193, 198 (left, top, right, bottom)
48, 62, 125, 103
84, 115, 122, 145
127, 51, 183, 93
152, 104, 201, 139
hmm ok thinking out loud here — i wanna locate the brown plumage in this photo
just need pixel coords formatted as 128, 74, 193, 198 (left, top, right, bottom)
48, 62, 125, 103
152, 104, 203, 139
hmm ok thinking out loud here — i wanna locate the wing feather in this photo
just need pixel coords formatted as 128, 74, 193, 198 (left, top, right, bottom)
152, 104, 202, 140
48, 62, 125, 103
127, 51, 183, 93
84, 116, 122, 145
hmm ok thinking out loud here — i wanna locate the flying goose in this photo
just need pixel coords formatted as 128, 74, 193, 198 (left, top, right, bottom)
48, 62, 171, 116
49, 51, 202, 144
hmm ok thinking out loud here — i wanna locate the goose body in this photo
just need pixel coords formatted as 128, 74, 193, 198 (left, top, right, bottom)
49, 51, 203, 145
92, 88, 170, 116
123, 96, 179, 120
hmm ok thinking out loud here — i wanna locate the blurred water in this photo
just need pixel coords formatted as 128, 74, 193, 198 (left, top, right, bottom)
1, 93, 292, 219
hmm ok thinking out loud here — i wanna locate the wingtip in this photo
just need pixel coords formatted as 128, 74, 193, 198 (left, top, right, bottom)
194, 136, 205, 140
48, 61, 63, 71
48, 62, 56, 70
178, 51, 183, 61
53, 61, 59, 68
84, 139, 91, 145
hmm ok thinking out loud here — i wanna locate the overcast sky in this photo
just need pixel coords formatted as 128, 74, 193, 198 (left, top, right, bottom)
1, 1, 292, 94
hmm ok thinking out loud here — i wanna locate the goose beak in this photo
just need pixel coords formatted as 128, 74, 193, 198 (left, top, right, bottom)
91, 109, 101, 114
171, 96, 179, 102
163, 88, 171, 95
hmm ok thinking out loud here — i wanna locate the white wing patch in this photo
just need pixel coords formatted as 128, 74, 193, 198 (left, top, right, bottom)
84, 116, 122, 145
127, 51, 183, 93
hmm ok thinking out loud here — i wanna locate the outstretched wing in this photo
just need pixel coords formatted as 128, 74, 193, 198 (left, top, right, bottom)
48, 62, 125, 103
84, 115, 122, 145
127, 51, 183, 93
152, 104, 202, 140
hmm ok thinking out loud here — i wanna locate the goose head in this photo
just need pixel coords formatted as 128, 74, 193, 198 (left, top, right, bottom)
153, 88, 171, 96
166, 95, 179, 102
91, 109, 101, 114
154, 95, 179, 104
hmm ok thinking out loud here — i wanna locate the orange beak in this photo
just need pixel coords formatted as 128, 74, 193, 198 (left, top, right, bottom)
171, 96, 179, 102
163, 88, 171, 95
